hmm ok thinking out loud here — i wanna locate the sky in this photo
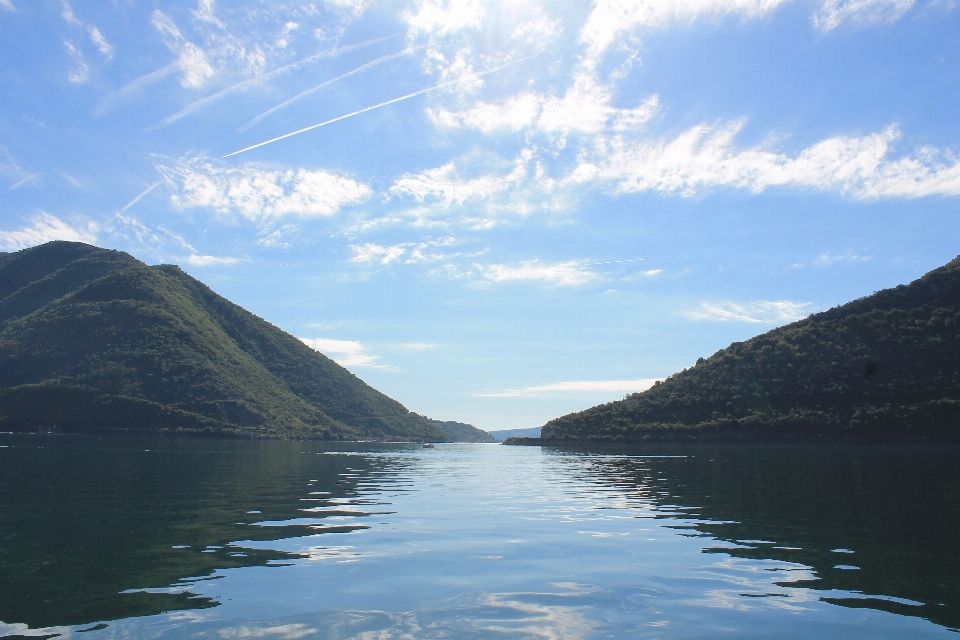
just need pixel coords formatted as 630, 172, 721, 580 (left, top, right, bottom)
1, 0, 958, 432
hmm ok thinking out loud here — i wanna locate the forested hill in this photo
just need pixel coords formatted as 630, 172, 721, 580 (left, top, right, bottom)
427, 418, 497, 443
0, 241, 447, 442
542, 256, 960, 444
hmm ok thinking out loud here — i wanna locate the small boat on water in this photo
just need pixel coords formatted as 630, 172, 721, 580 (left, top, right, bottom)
422, 443, 435, 448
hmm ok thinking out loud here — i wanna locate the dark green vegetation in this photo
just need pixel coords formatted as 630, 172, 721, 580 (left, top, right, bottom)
542, 256, 960, 443
0, 241, 446, 441
426, 418, 496, 442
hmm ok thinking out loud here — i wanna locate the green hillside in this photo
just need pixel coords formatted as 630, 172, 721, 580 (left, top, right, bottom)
0, 241, 447, 442
427, 418, 497, 442
542, 256, 960, 444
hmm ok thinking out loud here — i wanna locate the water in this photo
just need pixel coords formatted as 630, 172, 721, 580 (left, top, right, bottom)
0, 435, 958, 639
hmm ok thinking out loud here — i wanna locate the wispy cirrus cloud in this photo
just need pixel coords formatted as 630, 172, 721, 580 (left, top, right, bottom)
390, 152, 532, 207
814, 250, 871, 265
685, 300, 811, 323
569, 123, 960, 199
349, 237, 483, 266
480, 260, 599, 287
429, 76, 659, 136
0, 212, 97, 251
404, 0, 485, 38
579, 0, 791, 64
300, 337, 387, 368
579, 0, 931, 66
475, 379, 661, 397
180, 254, 244, 267
63, 41, 89, 84
160, 158, 371, 220
391, 342, 435, 351
350, 242, 408, 265
151, 10, 215, 89
813, 0, 917, 31
61, 0, 113, 60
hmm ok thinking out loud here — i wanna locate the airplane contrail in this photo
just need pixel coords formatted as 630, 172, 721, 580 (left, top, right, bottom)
118, 181, 162, 214
223, 56, 533, 159
239, 47, 417, 133
146, 34, 399, 131
8, 172, 44, 191
95, 62, 179, 116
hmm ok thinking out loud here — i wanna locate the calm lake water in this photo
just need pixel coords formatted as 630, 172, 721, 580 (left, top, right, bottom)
1, 435, 958, 639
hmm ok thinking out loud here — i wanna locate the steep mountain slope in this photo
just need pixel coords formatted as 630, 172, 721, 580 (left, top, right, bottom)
0, 241, 446, 441
542, 257, 960, 444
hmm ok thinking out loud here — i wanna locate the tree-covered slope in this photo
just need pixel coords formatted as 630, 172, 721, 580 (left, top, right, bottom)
543, 257, 960, 444
0, 241, 446, 441
427, 418, 497, 442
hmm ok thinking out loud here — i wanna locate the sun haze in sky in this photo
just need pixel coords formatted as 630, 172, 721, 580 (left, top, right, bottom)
1, 0, 957, 430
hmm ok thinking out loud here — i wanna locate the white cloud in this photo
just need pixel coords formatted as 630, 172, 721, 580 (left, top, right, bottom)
349, 242, 408, 265
301, 337, 384, 368
349, 237, 469, 266
0, 0, 16, 11
325, 0, 371, 16
429, 77, 659, 136
814, 251, 871, 265
101, 214, 195, 254
176, 42, 215, 89
0, 212, 97, 251
476, 379, 661, 397
88, 27, 114, 59
180, 254, 243, 267
64, 41, 89, 84
151, 10, 216, 89
61, 1, 114, 60
430, 93, 542, 133
162, 159, 371, 220
642, 268, 663, 276
480, 260, 599, 287
813, 0, 916, 30
571, 123, 960, 199
579, 0, 927, 63
685, 300, 811, 323
390, 152, 531, 207
392, 342, 435, 351
404, 0, 484, 38
579, 0, 790, 63
257, 224, 298, 248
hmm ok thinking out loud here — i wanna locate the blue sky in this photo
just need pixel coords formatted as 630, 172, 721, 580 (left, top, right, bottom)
1, 0, 958, 431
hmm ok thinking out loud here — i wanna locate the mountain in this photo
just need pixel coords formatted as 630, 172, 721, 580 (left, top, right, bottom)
540, 256, 960, 444
427, 419, 497, 443
0, 241, 447, 442
489, 427, 541, 441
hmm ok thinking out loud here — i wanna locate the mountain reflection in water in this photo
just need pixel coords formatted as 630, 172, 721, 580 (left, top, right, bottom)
0, 435, 957, 639
554, 445, 960, 630
0, 436, 410, 629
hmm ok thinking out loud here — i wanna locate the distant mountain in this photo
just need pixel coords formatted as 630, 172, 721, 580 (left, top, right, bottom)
489, 427, 541, 441
427, 419, 497, 443
0, 242, 447, 442
541, 256, 960, 444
